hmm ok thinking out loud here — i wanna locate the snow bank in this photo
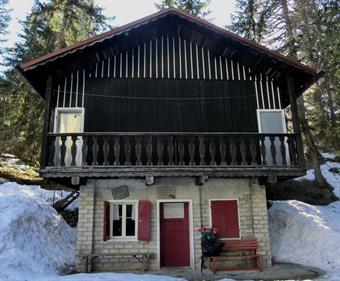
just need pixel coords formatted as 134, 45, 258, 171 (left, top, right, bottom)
0, 182, 76, 280
269, 200, 340, 280
295, 161, 340, 197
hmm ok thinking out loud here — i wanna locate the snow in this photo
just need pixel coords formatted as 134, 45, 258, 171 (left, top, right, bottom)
269, 200, 340, 280
321, 152, 336, 160
4, 273, 186, 281
0, 182, 77, 281
295, 161, 340, 197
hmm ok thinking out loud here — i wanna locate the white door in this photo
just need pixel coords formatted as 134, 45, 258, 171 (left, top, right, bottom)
54, 108, 84, 166
257, 110, 289, 165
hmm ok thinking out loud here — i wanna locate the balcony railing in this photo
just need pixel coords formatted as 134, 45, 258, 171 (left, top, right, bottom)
44, 133, 302, 172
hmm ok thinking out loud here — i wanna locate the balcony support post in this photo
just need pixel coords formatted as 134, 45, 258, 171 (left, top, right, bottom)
40, 75, 53, 169
287, 76, 305, 167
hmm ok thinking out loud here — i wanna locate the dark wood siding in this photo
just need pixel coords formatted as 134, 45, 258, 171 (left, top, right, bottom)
79, 78, 258, 132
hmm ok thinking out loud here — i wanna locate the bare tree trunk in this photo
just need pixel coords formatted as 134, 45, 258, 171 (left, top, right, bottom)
281, 0, 328, 187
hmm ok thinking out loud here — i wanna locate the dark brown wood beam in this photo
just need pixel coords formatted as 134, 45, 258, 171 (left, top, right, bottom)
287, 76, 305, 167
40, 75, 53, 169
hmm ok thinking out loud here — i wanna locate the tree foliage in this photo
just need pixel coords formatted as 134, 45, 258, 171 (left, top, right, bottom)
155, 0, 211, 18
0, 0, 10, 63
0, 0, 113, 165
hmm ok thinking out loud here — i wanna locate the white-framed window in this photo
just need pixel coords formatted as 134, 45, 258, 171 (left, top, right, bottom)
110, 201, 138, 240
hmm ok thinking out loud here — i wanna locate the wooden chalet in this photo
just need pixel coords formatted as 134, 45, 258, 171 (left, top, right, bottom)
17, 8, 319, 273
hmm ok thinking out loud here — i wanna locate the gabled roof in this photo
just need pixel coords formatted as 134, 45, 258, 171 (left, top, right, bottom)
17, 8, 319, 97
20, 8, 317, 74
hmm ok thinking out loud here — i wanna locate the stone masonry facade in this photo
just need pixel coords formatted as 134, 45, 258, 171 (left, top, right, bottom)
76, 177, 271, 272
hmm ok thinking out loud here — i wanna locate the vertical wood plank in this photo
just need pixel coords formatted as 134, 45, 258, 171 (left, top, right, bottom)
157, 137, 164, 165
269, 136, 277, 165
92, 136, 99, 165
40, 75, 53, 168
219, 137, 226, 165
188, 137, 195, 166
82, 136, 88, 166
124, 136, 131, 165
167, 136, 174, 165
114, 137, 120, 165
103, 137, 110, 165
209, 138, 216, 165
60, 136, 67, 167
135, 136, 142, 166
146, 136, 153, 165
71, 135, 77, 166
199, 136, 206, 165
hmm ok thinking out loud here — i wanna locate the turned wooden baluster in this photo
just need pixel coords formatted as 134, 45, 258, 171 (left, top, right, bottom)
219, 137, 226, 165
279, 136, 287, 166
135, 137, 142, 166
146, 136, 153, 165
250, 137, 257, 165
209, 138, 216, 165
92, 136, 99, 165
82, 136, 88, 166
71, 135, 78, 166
287, 137, 297, 165
178, 137, 185, 165
48, 136, 55, 166
103, 137, 110, 165
240, 139, 247, 165
188, 137, 195, 166
157, 137, 164, 165
124, 137, 131, 165
199, 136, 206, 165
260, 136, 267, 166
167, 136, 174, 165
229, 138, 237, 165
269, 135, 277, 165
114, 137, 120, 165
60, 135, 67, 167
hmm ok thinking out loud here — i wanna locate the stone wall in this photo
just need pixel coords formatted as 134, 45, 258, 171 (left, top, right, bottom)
76, 177, 271, 272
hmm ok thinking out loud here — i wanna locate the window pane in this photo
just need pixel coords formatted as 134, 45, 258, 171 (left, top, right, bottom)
126, 218, 135, 236
112, 204, 122, 236
126, 204, 133, 217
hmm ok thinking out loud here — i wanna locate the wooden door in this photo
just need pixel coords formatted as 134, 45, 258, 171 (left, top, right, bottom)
160, 202, 190, 267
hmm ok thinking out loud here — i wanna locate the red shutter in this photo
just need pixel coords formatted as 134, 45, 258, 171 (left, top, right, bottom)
211, 200, 239, 238
103, 201, 110, 241
138, 200, 152, 241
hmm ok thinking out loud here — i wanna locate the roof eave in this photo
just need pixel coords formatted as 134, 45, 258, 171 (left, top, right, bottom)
18, 8, 318, 76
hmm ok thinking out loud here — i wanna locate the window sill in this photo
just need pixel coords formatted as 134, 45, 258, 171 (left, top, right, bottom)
104, 238, 138, 243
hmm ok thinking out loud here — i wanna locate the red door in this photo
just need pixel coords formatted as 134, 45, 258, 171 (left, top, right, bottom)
160, 202, 190, 267
211, 200, 240, 238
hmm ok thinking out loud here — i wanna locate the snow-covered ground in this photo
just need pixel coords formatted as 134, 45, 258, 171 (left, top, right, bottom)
295, 153, 340, 197
0, 182, 76, 281
270, 154, 340, 280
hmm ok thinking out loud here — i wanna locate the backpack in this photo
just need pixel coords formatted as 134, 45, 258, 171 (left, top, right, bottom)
201, 230, 224, 257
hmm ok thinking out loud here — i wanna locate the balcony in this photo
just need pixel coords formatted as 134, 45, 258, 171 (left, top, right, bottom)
41, 132, 305, 180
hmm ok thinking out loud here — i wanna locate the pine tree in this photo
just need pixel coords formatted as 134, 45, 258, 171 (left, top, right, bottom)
0, 0, 113, 165
0, 0, 10, 65
230, 0, 271, 43
155, 0, 211, 18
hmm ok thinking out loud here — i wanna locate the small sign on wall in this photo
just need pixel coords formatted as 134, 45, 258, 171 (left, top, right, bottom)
111, 185, 129, 199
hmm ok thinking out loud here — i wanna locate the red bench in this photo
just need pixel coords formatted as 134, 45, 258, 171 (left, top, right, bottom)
209, 238, 264, 273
